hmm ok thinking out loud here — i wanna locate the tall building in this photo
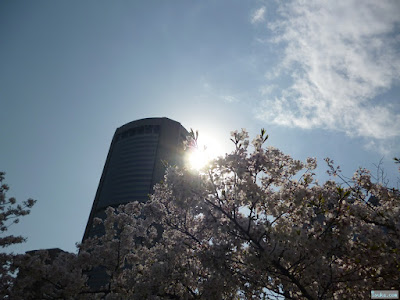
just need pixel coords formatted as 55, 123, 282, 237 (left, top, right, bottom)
83, 117, 188, 241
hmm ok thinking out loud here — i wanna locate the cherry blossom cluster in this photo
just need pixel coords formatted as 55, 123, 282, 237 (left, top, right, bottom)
0, 172, 36, 299
2, 130, 399, 299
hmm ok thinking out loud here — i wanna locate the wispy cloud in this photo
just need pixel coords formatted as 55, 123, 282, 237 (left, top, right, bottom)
201, 77, 241, 104
221, 95, 239, 103
259, 0, 400, 140
251, 6, 266, 24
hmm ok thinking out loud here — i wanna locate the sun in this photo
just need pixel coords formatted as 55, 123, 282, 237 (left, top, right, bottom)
188, 148, 210, 170
186, 138, 222, 171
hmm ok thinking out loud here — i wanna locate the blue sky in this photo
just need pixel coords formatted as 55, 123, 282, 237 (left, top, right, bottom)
1, 0, 399, 254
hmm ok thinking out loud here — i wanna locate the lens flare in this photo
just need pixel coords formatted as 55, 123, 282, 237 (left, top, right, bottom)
187, 140, 223, 170
188, 148, 210, 170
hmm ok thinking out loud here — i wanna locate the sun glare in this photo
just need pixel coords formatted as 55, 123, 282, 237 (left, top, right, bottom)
187, 138, 222, 171
188, 149, 209, 170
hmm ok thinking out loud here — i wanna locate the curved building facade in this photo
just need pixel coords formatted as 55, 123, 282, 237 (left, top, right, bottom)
83, 117, 188, 240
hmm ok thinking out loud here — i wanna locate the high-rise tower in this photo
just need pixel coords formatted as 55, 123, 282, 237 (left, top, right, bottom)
83, 117, 188, 241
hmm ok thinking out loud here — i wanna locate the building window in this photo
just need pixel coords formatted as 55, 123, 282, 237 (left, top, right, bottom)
137, 126, 144, 135
145, 125, 153, 134
128, 128, 136, 136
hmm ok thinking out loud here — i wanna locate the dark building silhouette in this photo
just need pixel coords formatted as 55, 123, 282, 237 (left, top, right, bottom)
82, 118, 188, 289
83, 117, 188, 240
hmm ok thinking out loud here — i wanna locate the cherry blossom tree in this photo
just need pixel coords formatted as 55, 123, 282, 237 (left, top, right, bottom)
7, 130, 400, 299
11, 249, 87, 300
0, 172, 36, 298
76, 129, 400, 299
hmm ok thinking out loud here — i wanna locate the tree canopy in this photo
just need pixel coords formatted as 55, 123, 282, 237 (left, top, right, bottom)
2, 130, 400, 299
0, 172, 36, 298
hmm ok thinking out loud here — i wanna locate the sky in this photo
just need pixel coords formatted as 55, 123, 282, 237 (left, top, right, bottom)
1, 0, 399, 254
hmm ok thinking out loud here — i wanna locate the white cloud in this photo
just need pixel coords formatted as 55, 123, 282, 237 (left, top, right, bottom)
251, 7, 266, 24
259, 0, 400, 140
259, 84, 278, 96
221, 95, 239, 103
200, 78, 241, 103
